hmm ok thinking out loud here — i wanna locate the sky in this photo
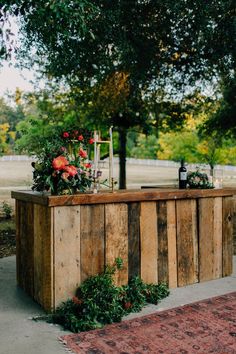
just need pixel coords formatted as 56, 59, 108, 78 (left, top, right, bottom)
0, 61, 35, 97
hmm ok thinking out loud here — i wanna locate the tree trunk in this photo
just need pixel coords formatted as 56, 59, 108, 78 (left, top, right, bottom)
118, 127, 127, 189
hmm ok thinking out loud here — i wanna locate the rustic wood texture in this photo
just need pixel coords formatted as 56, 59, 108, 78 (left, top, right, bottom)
140, 202, 158, 284
222, 197, 233, 276
167, 201, 178, 288
199, 197, 222, 282
15, 200, 34, 297
128, 203, 141, 280
105, 203, 128, 286
232, 198, 236, 255
176, 199, 198, 287
33, 204, 53, 311
54, 205, 81, 308
13, 189, 235, 311
80, 204, 105, 282
12, 188, 236, 207
157, 201, 168, 284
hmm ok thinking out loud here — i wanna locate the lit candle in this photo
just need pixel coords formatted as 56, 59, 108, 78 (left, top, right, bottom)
109, 126, 114, 182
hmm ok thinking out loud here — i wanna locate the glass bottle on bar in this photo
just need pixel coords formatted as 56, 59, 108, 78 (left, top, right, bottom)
178, 159, 187, 189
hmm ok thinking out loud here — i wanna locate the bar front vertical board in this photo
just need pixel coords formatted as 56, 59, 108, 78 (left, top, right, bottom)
176, 199, 198, 287
80, 204, 105, 282
34, 204, 53, 311
167, 200, 177, 288
105, 203, 128, 286
213, 197, 223, 278
140, 202, 158, 284
54, 206, 81, 308
157, 201, 168, 284
222, 197, 233, 276
16, 200, 34, 297
128, 202, 141, 280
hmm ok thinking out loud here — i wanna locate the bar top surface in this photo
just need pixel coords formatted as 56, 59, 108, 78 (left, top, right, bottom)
11, 188, 236, 207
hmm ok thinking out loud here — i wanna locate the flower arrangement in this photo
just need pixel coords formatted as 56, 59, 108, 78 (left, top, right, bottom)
31, 129, 94, 195
187, 169, 214, 189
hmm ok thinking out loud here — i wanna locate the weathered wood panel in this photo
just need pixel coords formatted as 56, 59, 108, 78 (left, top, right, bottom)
232, 198, 236, 255
199, 197, 222, 282
140, 202, 158, 284
16, 200, 34, 296
176, 199, 198, 287
222, 197, 233, 276
12, 188, 236, 207
157, 201, 168, 284
105, 203, 128, 286
54, 206, 81, 308
128, 203, 141, 280
34, 204, 53, 311
167, 201, 177, 288
80, 204, 105, 282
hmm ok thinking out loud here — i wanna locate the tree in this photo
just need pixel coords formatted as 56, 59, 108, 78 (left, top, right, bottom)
2, 0, 236, 187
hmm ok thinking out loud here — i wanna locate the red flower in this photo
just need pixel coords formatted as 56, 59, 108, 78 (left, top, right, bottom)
84, 163, 92, 169
124, 301, 132, 310
78, 135, 84, 141
52, 156, 68, 170
72, 296, 83, 305
79, 148, 87, 158
65, 165, 78, 177
88, 138, 94, 144
73, 130, 79, 136
62, 132, 69, 138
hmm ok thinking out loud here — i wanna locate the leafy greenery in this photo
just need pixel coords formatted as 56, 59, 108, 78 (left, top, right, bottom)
187, 170, 214, 189
41, 260, 169, 333
1, 201, 13, 219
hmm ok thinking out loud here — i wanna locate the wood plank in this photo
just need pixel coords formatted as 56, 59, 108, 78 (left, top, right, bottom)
12, 188, 236, 207
167, 200, 177, 288
54, 205, 81, 308
128, 202, 141, 280
199, 198, 222, 281
157, 201, 168, 284
105, 203, 128, 286
222, 197, 233, 276
213, 197, 223, 278
140, 202, 158, 284
176, 199, 198, 287
80, 204, 105, 282
16, 200, 34, 297
232, 197, 236, 255
34, 204, 53, 311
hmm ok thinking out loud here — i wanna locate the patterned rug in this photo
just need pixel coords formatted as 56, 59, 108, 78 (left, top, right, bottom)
60, 292, 236, 354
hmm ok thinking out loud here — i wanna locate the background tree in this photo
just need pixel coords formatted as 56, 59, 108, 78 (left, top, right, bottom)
1, 0, 236, 187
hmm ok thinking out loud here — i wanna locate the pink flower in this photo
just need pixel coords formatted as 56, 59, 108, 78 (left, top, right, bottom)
61, 172, 69, 180
78, 135, 84, 141
62, 132, 69, 138
60, 147, 67, 152
52, 156, 68, 170
65, 165, 78, 177
79, 148, 87, 158
88, 138, 94, 144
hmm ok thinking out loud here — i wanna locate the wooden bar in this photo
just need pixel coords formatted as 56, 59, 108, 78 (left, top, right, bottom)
12, 188, 236, 311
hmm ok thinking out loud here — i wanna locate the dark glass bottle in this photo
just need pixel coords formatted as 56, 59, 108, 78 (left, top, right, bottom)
178, 159, 187, 189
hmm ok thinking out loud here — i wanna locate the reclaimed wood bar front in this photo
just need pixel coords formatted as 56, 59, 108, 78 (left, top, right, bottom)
12, 189, 235, 311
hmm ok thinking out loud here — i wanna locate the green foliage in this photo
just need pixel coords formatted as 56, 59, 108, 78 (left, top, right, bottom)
187, 170, 214, 189
1, 201, 13, 219
44, 263, 169, 333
